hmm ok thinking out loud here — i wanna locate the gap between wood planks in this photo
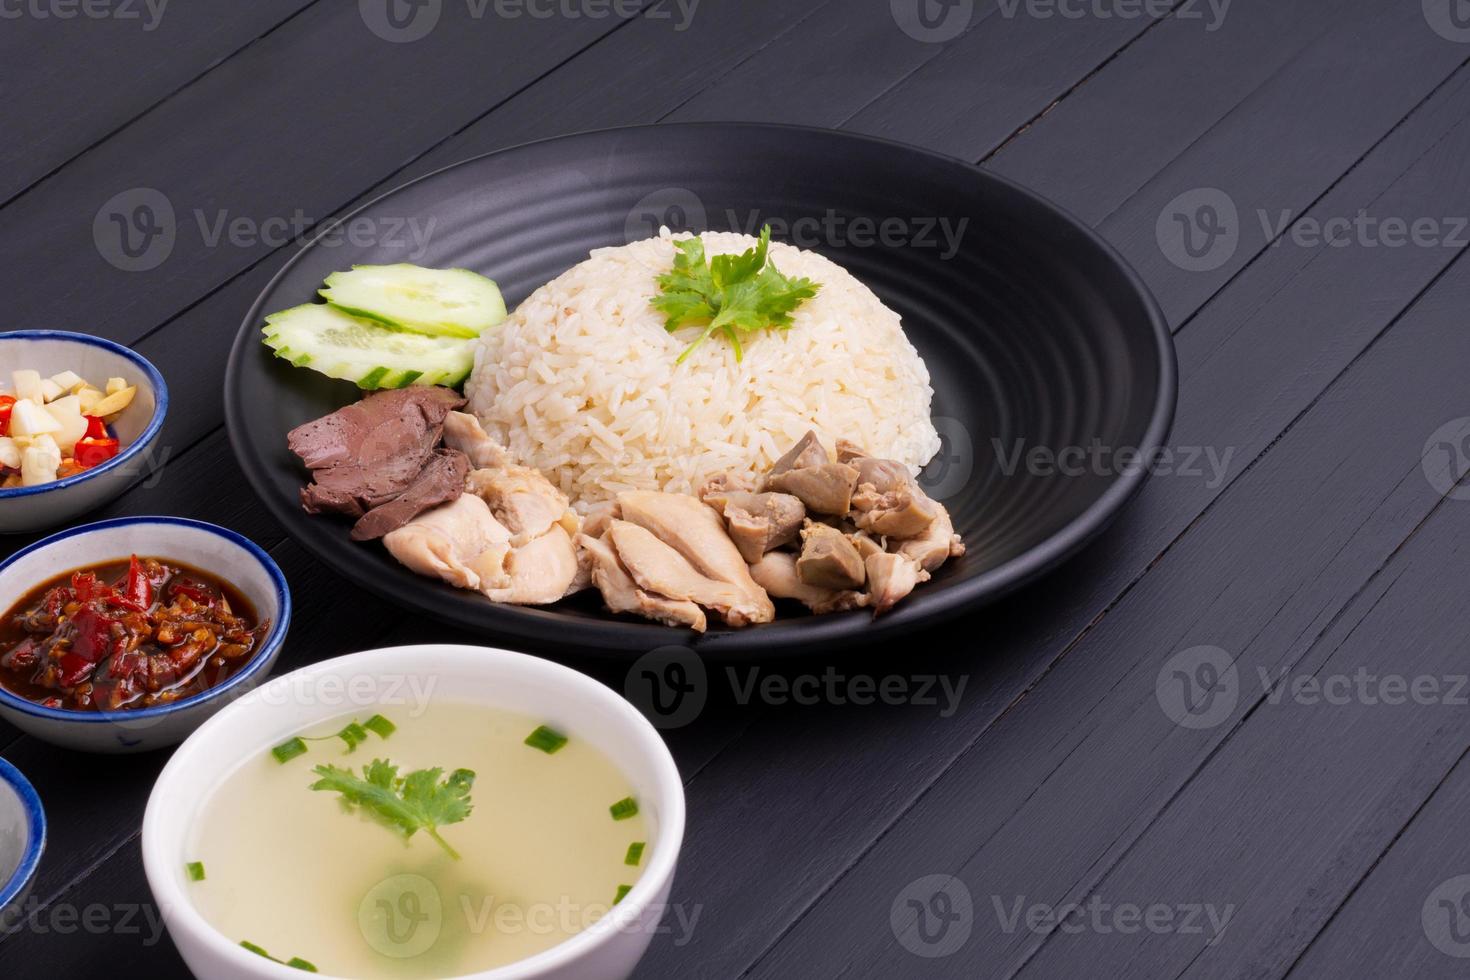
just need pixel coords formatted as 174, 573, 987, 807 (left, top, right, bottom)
730, 52, 1470, 980
0, 0, 325, 214
0, 3, 1434, 959
1002, 435, 1470, 979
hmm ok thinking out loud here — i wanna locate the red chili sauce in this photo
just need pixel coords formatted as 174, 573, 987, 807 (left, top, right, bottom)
0, 556, 269, 712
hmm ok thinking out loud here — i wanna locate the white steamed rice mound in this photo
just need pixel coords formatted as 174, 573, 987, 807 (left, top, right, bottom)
465, 230, 941, 506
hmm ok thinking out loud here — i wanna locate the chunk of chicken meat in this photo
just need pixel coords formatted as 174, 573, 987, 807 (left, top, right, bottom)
865, 552, 929, 617
579, 533, 707, 632
384, 486, 582, 606
850, 455, 914, 494
749, 551, 867, 615
580, 499, 620, 540
796, 521, 866, 590
836, 440, 942, 542
476, 525, 583, 605
702, 490, 806, 564
442, 411, 514, 468
896, 498, 966, 572
765, 462, 860, 517
616, 491, 774, 624
697, 471, 756, 499
771, 430, 829, 473
383, 494, 511, 591
468, 467, 578, 547
852, 485, 936, 539
607, 520, 768, 628
835, 438, 867, 465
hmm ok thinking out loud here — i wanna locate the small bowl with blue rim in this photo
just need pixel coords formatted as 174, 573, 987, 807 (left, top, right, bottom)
0, 330, 169, 535
0, 517, 290, 753
0, 757, 44, 923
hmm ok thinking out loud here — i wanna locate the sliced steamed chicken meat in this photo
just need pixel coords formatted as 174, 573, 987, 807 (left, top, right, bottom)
749, 551, 867, 615
699, 489, 805, 564
580, 532, 707, 632
383, 494, 511, 591
864, 552, 929, 617
606, 521, 759, 627
479, 525, 583, 605
443, 410, 514, 469
616, 491, 774, 625
467, 466, 578, 547
895, 499, 965, 572
382, 414, 585, 606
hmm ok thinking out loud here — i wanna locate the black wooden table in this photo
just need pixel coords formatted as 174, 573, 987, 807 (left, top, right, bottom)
5, 1, 1470, 977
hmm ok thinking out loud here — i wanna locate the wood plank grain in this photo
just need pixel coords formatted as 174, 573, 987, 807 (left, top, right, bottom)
982, 0, 1397, 223
1286, 749, 1470, 979
0, 0, 317, 206
633, 54, 1470, 980
0, 0, 650, 340
0, 830, 190, 977
1004, 271, 1470, 979
2, 6, 1460, 980
742, 87, 1470, 980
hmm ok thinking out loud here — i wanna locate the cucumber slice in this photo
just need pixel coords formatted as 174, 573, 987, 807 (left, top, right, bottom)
319, 264, 506, 339
262, 304, 475, 390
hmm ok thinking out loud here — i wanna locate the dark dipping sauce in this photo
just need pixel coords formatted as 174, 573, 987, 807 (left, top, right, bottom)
0, 556, 270, 712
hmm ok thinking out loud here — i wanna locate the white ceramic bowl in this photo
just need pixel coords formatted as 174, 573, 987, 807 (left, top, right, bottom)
0, 757, 44, 921
0, 330, 168, 534
0, 517, 290, 752
143, 644, 686, 980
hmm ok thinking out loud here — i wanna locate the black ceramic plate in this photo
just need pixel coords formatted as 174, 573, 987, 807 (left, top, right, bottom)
225, 123, 1175, 657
